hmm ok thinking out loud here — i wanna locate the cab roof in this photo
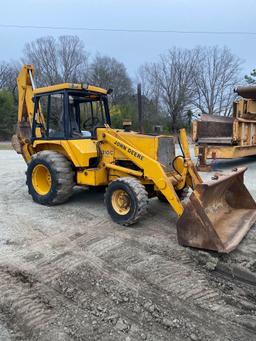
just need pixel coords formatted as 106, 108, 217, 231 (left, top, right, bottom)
33, 83, 108, 96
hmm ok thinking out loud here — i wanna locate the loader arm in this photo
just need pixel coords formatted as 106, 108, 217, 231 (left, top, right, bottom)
103, 127, 256, 253
102, 127, 192, 217
179, 128, 202, 189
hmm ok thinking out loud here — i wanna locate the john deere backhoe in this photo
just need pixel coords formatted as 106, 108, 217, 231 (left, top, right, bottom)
12, 65, 256, 253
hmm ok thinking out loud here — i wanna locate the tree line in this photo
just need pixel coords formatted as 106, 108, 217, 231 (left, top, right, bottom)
0, 35, 253, 140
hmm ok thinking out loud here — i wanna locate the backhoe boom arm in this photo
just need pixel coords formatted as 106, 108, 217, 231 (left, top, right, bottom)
12, 64, 44, 162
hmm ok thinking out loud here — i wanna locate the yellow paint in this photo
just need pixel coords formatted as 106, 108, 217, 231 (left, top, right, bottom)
32, 164, 51, 195
111, 189, 131, 215
14, 64, 206, 220
66, 140, 98, 167
105, 163, 143, 178
33, 139, 98, 167
32, 126, 199, 217
101, 127, 185, 216
179, 128, 191, 159
16, 65, 43, 162
86, 85, 108, 94
173, 156, 187, 190
195, 144, 256, 159
77, 167, 107, 186
34, 83, 107, 95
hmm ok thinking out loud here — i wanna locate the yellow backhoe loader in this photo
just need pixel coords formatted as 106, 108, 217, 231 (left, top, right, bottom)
12, 65, 256, 253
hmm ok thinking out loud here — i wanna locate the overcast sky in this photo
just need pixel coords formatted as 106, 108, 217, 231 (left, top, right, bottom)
1, 0, 256, 79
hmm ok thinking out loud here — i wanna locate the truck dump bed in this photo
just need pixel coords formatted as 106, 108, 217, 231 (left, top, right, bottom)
194, 114, 233, 145
193, 86, 256, 167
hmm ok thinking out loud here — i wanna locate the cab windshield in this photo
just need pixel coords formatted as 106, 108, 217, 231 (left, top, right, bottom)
68, 92, 110, 138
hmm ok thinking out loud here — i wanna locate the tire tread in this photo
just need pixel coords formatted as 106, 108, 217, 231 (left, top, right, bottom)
104, 176, 149, 226
27, 151, 75, 205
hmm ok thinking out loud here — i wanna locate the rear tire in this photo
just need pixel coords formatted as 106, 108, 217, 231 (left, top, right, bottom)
26, 151, 75, 205
105, 177, 149, 226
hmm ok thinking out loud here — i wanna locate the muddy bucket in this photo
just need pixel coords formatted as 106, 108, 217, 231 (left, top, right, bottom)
177, 167, 256, 253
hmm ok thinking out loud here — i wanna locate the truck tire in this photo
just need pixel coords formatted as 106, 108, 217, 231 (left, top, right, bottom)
26, 151, 75, 205
105, 177, 149, 226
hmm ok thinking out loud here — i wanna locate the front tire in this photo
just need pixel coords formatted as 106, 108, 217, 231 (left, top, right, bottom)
26, 151, 75, 205
105, 177, 149, 226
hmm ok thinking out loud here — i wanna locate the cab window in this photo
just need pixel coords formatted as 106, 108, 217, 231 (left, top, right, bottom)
34, 93, 65, 139
68, 93, 108, 138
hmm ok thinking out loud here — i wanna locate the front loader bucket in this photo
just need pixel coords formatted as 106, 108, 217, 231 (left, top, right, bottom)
177, 167, 256, 253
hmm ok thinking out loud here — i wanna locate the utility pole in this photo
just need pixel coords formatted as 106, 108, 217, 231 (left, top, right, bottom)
137, 83, 144, 133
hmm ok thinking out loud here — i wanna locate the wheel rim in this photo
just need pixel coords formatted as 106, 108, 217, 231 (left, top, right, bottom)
111, 189, 131, 215
32, 164, 52, 195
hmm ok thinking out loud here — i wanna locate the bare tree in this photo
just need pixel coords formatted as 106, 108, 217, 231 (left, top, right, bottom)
23, 35, 89, 86
58, 36, 89, 82
0, 61, 20, 101
137, 64, 161, 115
0, 62, 9, 88
245, 68, 256, 84
142, 47, 199, 131
193, 46, 242, 116
0, 62, 19, 91
89, 55, 132, 103
136, 64, 162, 128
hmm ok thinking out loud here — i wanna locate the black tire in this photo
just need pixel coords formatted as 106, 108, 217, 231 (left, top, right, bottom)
157, 187, 189, 203
26, 151, 75, 205
104, 177, 149, 226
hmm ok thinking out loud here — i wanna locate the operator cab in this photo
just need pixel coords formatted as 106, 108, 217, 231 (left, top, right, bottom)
31, 85, 111, 140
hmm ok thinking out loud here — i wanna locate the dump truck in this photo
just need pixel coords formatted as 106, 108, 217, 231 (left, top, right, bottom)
12, 65, 256, 253
193, 86, 256, 170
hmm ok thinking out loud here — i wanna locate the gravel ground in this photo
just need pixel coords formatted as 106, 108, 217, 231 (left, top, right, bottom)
0, 142, 11, 150
0, 149, 256, 340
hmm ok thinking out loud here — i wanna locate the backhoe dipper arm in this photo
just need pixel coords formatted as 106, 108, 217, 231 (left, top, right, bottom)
103, 129, 184, 216
17, 64, 35, 125
13, 64, 44, 162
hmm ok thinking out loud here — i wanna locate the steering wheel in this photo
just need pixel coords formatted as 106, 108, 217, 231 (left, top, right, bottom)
82, 117, 100, 130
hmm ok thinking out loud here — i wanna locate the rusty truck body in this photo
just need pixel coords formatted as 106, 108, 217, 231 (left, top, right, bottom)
193, 86, 256, 169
